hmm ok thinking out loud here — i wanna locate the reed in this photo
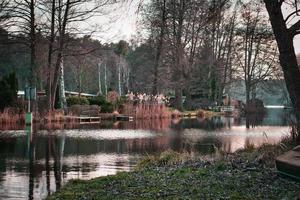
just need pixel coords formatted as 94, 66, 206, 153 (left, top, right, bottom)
171, 109, 181, 118
0, 108, 80, 131
42, 110, 65, 123
41, 110, 78, 124
289, 124, 300, 144
0, 108, 24, 125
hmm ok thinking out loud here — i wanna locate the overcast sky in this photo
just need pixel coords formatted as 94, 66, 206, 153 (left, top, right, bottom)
90, 2, 300, 54
86, 1, 140, 43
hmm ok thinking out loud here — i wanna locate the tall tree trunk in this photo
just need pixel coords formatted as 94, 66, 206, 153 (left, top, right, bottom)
264, 1, 300, 132
51, 55, 63, 109
29, 0, 36, 113
175, 87, 183, 111
29, 0, 36, 87
104, 63, 107, 95
59, 58, 66, 109
46, 0, 55, 111
245, 81, 250, 111
152, 0, 166, 95
50, 0, 70, 109
118, 63, 122, 96
78, 67, 82, 96
98, 62, 102, 95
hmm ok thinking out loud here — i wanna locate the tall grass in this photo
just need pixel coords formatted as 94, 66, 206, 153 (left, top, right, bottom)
136, 150, 191, 169
290, 124, 300, 144
0, 108, 78, 131
42, 110, 65, 123
0, 108, 25, 125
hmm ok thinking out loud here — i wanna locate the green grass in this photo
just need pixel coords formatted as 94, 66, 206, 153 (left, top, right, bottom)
48, 145, 300, 200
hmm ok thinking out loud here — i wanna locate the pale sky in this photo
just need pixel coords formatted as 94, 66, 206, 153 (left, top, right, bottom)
85, 1, 140, 43
294, 36, 300, 54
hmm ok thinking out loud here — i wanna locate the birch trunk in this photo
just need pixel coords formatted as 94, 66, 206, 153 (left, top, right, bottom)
98, 62, 102, 95
104, 63, 107, 96
59, 58, 66, 109
118, 64, 122, 96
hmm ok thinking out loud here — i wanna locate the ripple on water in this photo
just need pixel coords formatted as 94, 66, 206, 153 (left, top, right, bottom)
37, 129, 157, 140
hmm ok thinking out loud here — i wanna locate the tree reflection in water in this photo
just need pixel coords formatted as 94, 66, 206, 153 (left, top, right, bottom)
245, 112, 266, 129
0, 108, 293, 199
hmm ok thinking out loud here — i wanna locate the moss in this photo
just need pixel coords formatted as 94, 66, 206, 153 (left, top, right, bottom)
215, 160, 227, 171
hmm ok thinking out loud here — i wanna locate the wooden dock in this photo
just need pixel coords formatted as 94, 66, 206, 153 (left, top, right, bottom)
116, 115, 134, 121
64, 114, 134, 123
181, 112, 198, 118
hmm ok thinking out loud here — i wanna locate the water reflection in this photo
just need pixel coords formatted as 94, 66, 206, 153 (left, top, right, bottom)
0, 108, 293, 199
26, 125, 34, 200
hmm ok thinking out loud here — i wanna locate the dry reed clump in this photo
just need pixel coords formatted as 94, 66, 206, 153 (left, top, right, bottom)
171, 109, 181, 118
197, 109, 205, 118
0, 108, 25, 125
121, 103, 171, 119
290, 124, 300, 144
136, 150, 191, 169
40, 110, 65, 123
0, 107, 79, 129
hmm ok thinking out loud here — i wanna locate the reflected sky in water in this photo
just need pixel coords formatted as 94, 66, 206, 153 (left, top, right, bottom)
0, 108, 293, 199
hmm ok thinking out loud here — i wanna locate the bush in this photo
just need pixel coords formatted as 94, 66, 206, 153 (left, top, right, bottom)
88, 95, 106, 105
66, 96, 89, 107
0, 72, 18, 111
89, 96, 114, 113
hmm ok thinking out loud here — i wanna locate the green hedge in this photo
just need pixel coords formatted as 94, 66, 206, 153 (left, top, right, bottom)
0, 72, 18, 111
66, 96, 89, 107
89, 96, 114, 113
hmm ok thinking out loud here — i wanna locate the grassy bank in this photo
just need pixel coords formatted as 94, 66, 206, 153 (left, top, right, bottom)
48, 141, 300, 200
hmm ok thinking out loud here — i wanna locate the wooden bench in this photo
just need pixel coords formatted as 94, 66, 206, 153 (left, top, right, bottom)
276, 145, 300, 181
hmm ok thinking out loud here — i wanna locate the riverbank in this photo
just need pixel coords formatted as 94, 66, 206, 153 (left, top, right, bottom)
0, 108, 221, 129
48, 139, 300, 200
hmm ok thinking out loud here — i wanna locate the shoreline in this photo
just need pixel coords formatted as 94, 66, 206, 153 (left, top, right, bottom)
47, 140, 300, 200
0, 109, 221, 127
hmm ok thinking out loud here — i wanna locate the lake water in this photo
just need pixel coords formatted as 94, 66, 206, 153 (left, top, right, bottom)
0, 108, 293, 199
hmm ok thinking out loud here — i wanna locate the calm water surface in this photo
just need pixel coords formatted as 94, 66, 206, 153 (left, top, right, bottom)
0, 108, 293, 199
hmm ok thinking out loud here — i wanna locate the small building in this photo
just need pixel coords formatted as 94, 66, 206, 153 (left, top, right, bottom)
17, 90, 97, 99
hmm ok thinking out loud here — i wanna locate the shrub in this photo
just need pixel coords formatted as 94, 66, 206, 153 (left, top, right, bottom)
101, 103, 114, 113
89, 96, 114, 113
0, 72, 18, 111
88, 95, 106, 105
66, 96, 89, 107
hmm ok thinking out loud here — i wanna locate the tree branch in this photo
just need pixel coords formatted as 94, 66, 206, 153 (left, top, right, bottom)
289, 19, 300, 36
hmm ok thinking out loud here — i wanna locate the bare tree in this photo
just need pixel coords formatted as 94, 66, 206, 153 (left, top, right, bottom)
41, 0, 118, 110
263, 0, 300, 134
10, 0, 37, 87
235, 2, 278, 108
139, 0, 230, 110
149, 0, 167, 95
0, 0, 10, 28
